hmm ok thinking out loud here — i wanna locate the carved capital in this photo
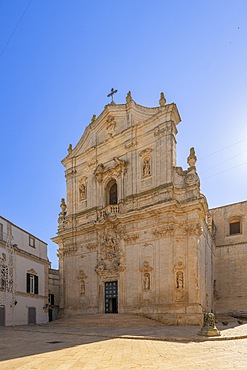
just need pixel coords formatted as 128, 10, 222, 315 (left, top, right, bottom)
65, 169, 77, 180
184, 223, 203, 236
87, 159, 98, 168
123, 234, 139, 244
85, 243, 97, 252
62, 245, 78, 256
153, 224, 175, 237
125, 138, 137, 149
94, 163, 105, 183
154, 121, 174, 138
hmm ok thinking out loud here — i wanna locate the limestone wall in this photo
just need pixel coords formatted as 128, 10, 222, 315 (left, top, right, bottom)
210, 201, 247, 315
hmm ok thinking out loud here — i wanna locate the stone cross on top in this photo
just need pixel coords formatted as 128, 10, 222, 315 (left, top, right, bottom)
107, 88, 118, 103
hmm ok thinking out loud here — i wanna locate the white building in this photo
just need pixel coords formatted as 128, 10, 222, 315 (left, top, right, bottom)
0, 216, 49, 326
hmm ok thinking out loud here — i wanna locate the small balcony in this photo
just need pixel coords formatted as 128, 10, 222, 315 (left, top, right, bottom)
97, 204, 119, 219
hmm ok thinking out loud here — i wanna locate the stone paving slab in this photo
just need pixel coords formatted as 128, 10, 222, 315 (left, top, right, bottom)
0, 326, 247, 369
1, 315, 247, 369
12, 313, 247, 342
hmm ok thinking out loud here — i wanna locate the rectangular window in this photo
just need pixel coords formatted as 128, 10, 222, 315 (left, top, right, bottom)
230, 221, 241, 235
26, 273, 38, 294
29, 236, 35, 248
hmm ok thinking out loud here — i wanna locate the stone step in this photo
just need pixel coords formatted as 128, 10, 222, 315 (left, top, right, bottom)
48, 313, 163, 328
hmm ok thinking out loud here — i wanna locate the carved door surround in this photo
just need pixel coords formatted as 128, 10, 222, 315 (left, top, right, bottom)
95, 221, 126, 280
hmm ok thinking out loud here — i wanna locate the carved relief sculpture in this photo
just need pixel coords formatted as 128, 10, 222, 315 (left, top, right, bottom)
95, 224, 126, 277
106, 115, 116, 137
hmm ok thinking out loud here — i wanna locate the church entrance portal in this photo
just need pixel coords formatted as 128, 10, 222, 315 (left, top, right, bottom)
105, 281, 118, 313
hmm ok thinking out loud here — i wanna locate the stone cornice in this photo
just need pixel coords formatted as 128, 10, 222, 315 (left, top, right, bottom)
53, 189, 207, 240
14, 246, 49, 265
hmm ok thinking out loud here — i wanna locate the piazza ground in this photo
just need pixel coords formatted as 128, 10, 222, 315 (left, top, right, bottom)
0, 314, 247, 369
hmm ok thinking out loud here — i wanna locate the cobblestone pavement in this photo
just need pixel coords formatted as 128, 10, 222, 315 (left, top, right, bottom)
0, 314, 247, 369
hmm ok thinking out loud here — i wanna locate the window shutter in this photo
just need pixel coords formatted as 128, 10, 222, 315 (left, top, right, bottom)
230, 221, 240, 235
26, 273, 30, 293
34, 275, 39, 294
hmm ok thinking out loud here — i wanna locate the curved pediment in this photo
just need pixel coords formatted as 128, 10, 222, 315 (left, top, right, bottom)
62, 94, 181, 168
27, 268, 37, 275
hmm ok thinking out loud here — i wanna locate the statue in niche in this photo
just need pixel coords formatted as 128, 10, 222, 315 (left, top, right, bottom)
143, 157, 151, 177
79, 183, 86, 200
176, 271, 184, 289
78, 270, 87, 294
143, 273, 150, 292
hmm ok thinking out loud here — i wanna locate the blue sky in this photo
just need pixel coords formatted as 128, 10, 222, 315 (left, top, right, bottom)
0, 1, 247, 268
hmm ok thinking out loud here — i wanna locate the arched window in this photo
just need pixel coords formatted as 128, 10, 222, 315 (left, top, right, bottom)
106, 180, 118, 206
109, 182, 118, 205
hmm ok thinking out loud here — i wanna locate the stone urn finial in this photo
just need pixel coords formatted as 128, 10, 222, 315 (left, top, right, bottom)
159, 92, 166, 106
187, 147, 197, 168
126, 91, 132, 103
67, 144, 72, 155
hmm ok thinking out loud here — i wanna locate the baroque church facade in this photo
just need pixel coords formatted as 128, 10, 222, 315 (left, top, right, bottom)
52, 92, 246, 325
